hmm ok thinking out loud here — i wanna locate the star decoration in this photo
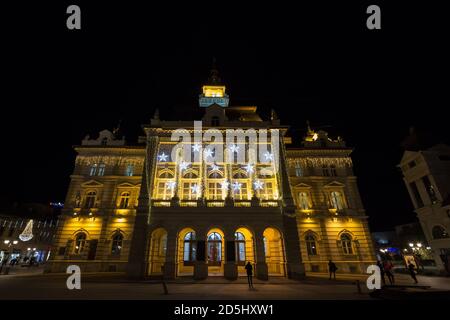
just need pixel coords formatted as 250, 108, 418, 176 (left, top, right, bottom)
211, 164, 220, 171
165, 181, 176, 190
253, 180, 264, 190
229, 144, 240, 153
179, 161, 190, 170
244, 163, 254, 174
204, 148, 214, 159
264, 151, 274, 161
191, 184, 201, 194
232, 182, 242, 192
192, 143, 201, 152
158, 152, 169, 162
220, 180, 230, 190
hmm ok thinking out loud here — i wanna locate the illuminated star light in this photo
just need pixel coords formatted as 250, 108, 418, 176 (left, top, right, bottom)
158, 152, 169, 162
264, 151, 274, 161
220, 180, 230, 190
179, 161, 190, 170
191, 184, 201, 194
192, 143, 202, 152
244, 163, 254, 174
165, 181, 176, 190
229, 144, 239, 153
253, 180, 264, 190
211, 164, 220, 171
204, 148, 214, 159
232, 182, 242, 192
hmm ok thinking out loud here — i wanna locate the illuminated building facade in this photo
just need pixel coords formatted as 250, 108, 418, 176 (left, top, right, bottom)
47, 68, 376, 279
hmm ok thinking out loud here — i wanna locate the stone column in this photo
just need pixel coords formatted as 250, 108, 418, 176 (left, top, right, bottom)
163, 230, 177, 279
254, 232, 268, 280
126, 135, 159, 279
194, 229, 208, 280
223, 229, 238, 280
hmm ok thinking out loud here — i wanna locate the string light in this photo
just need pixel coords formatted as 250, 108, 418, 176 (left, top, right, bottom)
192, 143, 201, 152
211, 164, 219, 171
204, 148, 214, 159
191, 184, 201, 194
264, 152, 274, 161
220, 180, 230, 190
244, 163, 254, 174
232, 182, 242, 192
166, 181, 176, 190
19, 220, 34, 242
180, 161, 190, 170
229, 144, 239, 153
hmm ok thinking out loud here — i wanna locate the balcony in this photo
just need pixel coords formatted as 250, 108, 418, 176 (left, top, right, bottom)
151, 199, 280, 208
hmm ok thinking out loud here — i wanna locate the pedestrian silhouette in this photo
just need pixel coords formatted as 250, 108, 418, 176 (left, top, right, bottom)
377, 260, 386, 285
245, 261, 254, 289
328, 260, 337, 280
383, 260, 395, 285
407, 262, 418, 284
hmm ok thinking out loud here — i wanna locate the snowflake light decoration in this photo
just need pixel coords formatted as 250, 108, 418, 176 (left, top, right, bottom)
158, 152, 169, 162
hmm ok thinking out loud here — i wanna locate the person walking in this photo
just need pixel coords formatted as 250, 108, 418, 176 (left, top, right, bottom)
328, 260, 337, 280
245, 261, 254, 289
407, 262, 418, 284
383, 260, 395, 285
377, 260, 386, 285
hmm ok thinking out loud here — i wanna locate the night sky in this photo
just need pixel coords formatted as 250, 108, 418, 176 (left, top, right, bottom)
1, 2, 448, 231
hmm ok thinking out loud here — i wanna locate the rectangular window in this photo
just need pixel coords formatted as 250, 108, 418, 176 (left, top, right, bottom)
182, 182, 198, 200
295, 162, 303, 177
260, 182, 274, 200
125, 164, 134, 176
298, 192, 310, 210
97, 164, 106, 176
208, 182, 222, 200
89, 164, 97, 176
409, 182, 424, 208
156, 182, 171, 200
422, 175, 438, 204
234, 182, 248, 200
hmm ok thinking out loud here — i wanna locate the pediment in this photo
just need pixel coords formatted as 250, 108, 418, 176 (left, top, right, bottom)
81, 180, 104, 187
293, 183, 312, 189
324, 181, 345, 188
117, 182, 138, 188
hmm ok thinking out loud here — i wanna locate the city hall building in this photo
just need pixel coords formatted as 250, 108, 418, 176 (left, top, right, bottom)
47, 68, 376, 279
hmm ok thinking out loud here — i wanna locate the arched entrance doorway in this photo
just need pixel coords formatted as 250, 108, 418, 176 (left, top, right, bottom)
263, 227, 286, 276
177, 228, 196, 276
235, 227, 255, 276
207, 228, 225, 276
148, 228, 167, 276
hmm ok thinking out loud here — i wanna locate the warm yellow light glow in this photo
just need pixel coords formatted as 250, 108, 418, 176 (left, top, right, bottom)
312, 133, 318, 141
116, 218, 126, 223
202, 85, 225, 97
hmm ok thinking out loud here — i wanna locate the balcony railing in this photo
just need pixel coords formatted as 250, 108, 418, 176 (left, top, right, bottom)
151, 199, 280, 208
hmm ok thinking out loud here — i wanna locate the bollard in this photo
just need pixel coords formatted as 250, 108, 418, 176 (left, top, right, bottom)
355, 280, 362, 294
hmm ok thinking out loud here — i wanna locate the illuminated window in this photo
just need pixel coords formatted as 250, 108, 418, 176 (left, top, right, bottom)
305, 234, 317, 256
298, 192, 310, 210
74, 232, 87, 254
125, 164, 134, 176
295, 162, 303, 177
157, 182, 172, 200
341, 233, 353, 255
84, 191, 96, 208
330, 191, 345, 210
97, 163, 106, 176
111, 233, 123, 255
183, 232, 196, 263
260, 182, 274, 200
234, 182, 249, 200
119, 192, 131, 208
160, 234, 167, 256
263, 236, 269, 257
182, 182, 198, 200
235, 232, 246, 264
89, 164, 98, 176
207, 232, 222, 265
208, 182, 223, 200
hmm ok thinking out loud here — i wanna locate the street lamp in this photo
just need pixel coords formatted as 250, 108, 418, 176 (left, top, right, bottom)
3, 240, 10, 245
409, 243, 414, 247
13, 240, 18, 245
417, 243, 422, 248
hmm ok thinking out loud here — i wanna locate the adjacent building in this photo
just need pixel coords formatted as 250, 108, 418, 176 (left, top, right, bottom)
47, 68, 375, 279
399, 144, 450, 274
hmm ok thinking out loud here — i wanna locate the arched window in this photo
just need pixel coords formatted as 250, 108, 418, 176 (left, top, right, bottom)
432, 226, 449, 239
183, 232, 196, 264
263, 236, 269, 257
74, 232, 87, 254
111, 233, 123, 255
340, 233, 353, 255
330, 191, 345, 210
84, 191, 96, 208
235, 232, 246, 264
207, 232, 222, 265
295, 161, 303, 177
298, 192, 310, 210
160, 234, 167, 256
305, 234, 317, 256
119, 192, 131, 209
